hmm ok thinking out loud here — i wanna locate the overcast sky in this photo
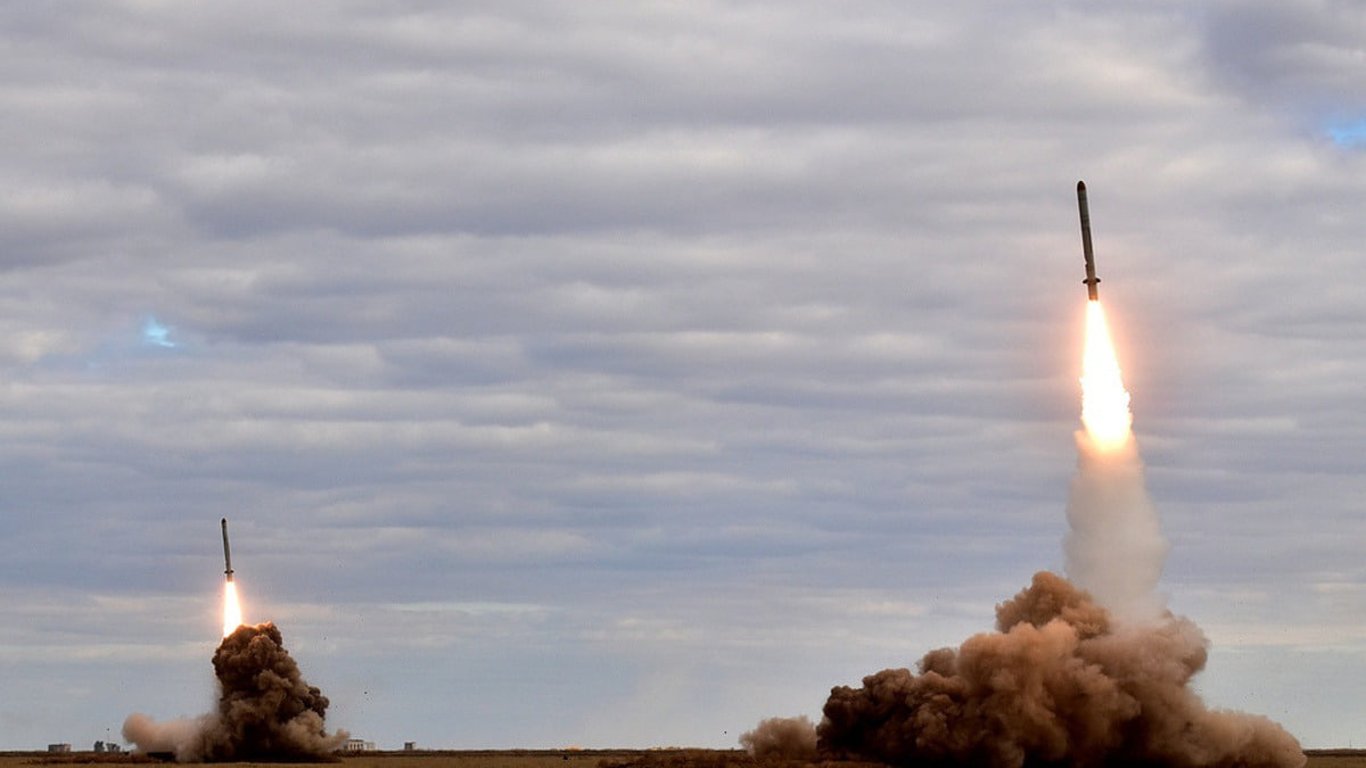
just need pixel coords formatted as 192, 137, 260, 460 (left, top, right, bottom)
2, 0, 1365, 751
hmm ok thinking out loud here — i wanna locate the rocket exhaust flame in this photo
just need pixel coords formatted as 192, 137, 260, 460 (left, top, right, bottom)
1080, 301, 1132, 450
222, 581, 243, 638
220, 519, 243, 636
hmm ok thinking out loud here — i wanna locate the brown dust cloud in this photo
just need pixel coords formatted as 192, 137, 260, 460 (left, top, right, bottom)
745, 305, 1306, 768
816, 571, 1302, 768
123, 622, 347, 762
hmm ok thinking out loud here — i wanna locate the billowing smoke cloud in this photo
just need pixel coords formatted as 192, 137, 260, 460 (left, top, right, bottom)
754, 300, 1304, 766
1065, 431, 1169, 623
819, 572, 1304, 768
739, 716, 817, 761
124, 622, 348, 762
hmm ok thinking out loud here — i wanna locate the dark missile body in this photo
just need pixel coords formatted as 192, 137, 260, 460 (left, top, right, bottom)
1077, 180, 1100, 301
221, 517, 234, 581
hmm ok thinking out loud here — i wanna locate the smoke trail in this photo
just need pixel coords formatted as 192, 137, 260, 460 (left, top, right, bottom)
1066, 300, 1169, 623
1064, 430, 1169, 623
818, 572, 1304, 768
124, 622, 348, 762
739, 716, 817, 761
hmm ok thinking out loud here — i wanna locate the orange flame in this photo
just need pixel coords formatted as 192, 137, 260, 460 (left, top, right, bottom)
223, 581, 243, 637
1080, 301, 1132, 449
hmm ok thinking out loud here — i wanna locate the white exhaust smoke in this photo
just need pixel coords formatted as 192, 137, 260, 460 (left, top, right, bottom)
1064, 430, 1169, 623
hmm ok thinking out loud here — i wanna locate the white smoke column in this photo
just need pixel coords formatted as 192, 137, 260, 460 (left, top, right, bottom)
1064, 302, 1169, 623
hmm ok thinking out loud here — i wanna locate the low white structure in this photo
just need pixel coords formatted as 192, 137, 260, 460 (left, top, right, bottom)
342, 738, 377, 752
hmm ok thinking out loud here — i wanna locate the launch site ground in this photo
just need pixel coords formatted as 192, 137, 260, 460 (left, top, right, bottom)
6, 748, 1366, 768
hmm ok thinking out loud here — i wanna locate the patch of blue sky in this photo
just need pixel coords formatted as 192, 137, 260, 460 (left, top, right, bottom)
141, 316, 178, 348
1326, 118, 1366, 148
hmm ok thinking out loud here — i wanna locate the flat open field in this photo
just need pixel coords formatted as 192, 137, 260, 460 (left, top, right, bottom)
3, 750, 1365, 768
1, 751, 710, 768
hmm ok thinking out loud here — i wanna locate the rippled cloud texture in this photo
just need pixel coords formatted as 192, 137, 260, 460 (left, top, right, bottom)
1, 0, 1364, 751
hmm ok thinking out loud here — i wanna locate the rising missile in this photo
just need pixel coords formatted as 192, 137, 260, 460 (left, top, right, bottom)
221, 518, 234, 582
1077, 180, 1100, 301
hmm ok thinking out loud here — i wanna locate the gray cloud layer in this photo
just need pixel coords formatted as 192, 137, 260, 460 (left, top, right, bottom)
1, 0, 1364, 751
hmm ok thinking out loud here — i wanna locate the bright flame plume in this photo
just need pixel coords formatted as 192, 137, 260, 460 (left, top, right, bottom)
223, 581, 242, 637
1080, 301, 1132, 450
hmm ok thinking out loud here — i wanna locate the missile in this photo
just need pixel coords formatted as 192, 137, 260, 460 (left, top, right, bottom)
1077, 180, 1100, 301
221, 518, 234, 582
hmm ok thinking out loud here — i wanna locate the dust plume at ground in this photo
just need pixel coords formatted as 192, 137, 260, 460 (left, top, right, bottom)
739, 716, 817, 761
123, 622, 347, 762
818, 572, 1304, 768
802, 298, 1304, 767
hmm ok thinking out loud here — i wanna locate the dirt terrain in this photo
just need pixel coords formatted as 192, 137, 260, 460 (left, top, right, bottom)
3, 749, 1363, 768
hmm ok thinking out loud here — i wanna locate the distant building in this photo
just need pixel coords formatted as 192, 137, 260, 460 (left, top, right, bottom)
47, 744, 72, 753
342, 739, 376, 752
404, 742, 416, 752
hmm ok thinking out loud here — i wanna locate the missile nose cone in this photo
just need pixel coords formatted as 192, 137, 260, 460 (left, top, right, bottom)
1077, 180, 1086, 193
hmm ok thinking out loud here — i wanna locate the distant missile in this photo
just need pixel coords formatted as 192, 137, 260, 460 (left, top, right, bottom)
1077, 180, 1100, 301
221, 518, 234, 582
